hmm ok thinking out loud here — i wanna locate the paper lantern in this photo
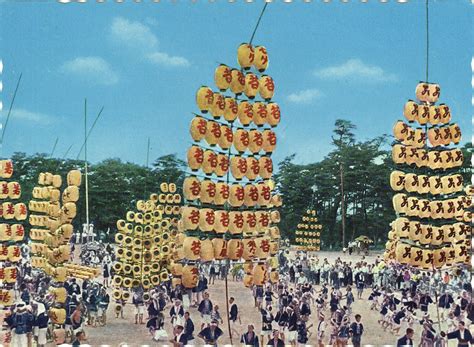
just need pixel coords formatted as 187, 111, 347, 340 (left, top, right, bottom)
210, 92, 225, 119
5, 182, 20, 200
395, 242, 411, 265
187, 146, 204, 171
427, 127, 443, 147
244, 73, 259, 99
183, 176, 200, 201
270, 210, 281, 223
271, 194, 282, 207
417, 105, 430, 125
2, 202, 14, 220
428, 151, 443, 170
8, 245, 21, 262
449, 124, 462, 144
421, 249, 434, 270
214, 210, 229, 234
257, 183, 271, 207
67, 170, 82, 187
237, 43, 254, 70
199, 208, 215, 232
214, 182, 229, 206
233, 129, 249, 153
403, 100, 418, 123
405, 197, 419, 217
394, 217, 410, 239
230, 69, 245, 95
190, 117, 207, 142
417, 175, 430, 194
403, 173, 418, 193
418, 199, 431, 219
413, 128, 426, 148
262, 130, 277, 153
202, 150, 218, 175
200, 180, 216, 205
431, 226, 444, 246
245, 157, 260, 181
393, 121, 410, 142
429, 105, 441, 125
196, 86, 214, 113
247, 130, 263, 154
439, 104, 451, 124
267, 102, 281, 128
252, 263, 268, 285
415, 82, 440, 103
452, 174, 464, 192
443, 199, 455, 219
181, 206, 200, 231
242, 238, 257, 260
243, 275, 253, 287
390, 171, 405, 191
215, 154, 229, 178
228, 211, 244, 235
183, 237, 201, 261
230, 157, 248, 180
392, 144, 407, 165
169, 182, 177, 193
200, 239, 214, 262
419, 224, 433, 245
228, 239, 244, 260
0, 181, 8, 200
409, 246, 424, 268
428, 176, 442, 195
182, 265, 199, 288
259, 157, 273, 179
204, 121, 221, 146
254, 45, 269, 72
255, 237, 271, 259
212, 238, 228, 260
253, 102, 268, 127
392, 193, 408, 214
229, 184, 245, 207
452, 149, 464, 167
415, 149, 429, 168
244, 184, 259, 207
242, 211, 257, 235
215, 64, 232, 91
430, 200, 444, 219
237, 101, 253, 126
0, 160, 13, 179
259, 75, 274, 101
222, 98, 239, 124
62, 186, 79, 203
433, 248, 446, 268
218, 125, 233, 150
14, 203, 27, 221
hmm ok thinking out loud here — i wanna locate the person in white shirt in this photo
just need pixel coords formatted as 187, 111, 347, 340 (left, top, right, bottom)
317, 313, 326, 346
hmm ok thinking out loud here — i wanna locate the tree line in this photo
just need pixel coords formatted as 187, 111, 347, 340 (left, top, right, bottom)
9, 119, 471, 249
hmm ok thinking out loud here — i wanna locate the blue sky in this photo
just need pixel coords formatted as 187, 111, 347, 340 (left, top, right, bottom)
0, 1, 471, 166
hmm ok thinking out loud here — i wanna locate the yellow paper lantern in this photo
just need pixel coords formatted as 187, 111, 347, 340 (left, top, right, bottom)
259, 156, 273, 179
210, 92, 225, 119
248, 129, 263, 154
237, 43, 254, 70
183, 176, 201, 201
183, 237, 201, 261
182, 265, 199, 288
253, 102, 268, 127
254, 45, 269, 72
215, 64, 232, 91
258, 75, 275, 101
267, 102, 281, 128
390, 171, 405, 191
403, 100, 418, 123
228, 239, 244, 260
190, 117, 207, 142
242, 211, 257, 235
199, 208, 215, 232
439, 104, 451, 124
233, 129, 249, 153
242, 238, 257, 260
214, 210, 229, 234
257, 182, 271, 207
262, 130, 277, 153
200, 180, 216, 205
228, 211, 244, 235
181, 206, 200, 231
212, 238, 228, 260
238, 101, 254, 126
202, 150, 218, 175
393, 121, 410, 142
252, 263, 268, 286
187, 146, 204, 171
243, 184, 259, 208
215, 154, 229, 178
230, 156, 248, 180
229, 184, 244, 207
230, 69, 245, 95
214, 182, 229, 206
429, 105, 442, 125
218, 125, 233, 150
196, 86, 214, 113
415, 82, 440, 103
246, 157, 260, 181
67, 169, 82, 187
224, 96, 239, 122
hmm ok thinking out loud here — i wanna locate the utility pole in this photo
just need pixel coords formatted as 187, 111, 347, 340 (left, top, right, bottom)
340, 161, 346, 249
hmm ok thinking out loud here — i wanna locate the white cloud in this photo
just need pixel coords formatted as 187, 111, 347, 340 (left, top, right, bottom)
110, 17, 158, 51
60, 57, 119, 86
147, 52, 190, 68
287, 88, 323, 104
109, 17, 190, 69
314, 58, 397, 82
6, 108, 56, 124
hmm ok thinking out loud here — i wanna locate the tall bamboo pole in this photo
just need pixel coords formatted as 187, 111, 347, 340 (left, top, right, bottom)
84, 99, 90, 237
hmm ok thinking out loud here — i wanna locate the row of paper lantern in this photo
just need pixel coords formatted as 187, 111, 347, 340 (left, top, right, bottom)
237, 44, 269, 72
0, 245, 21, 262
30, 260, 72, 283
187, 146, 273, 179
0, 182, 22, 200
181, 206, 280, 233
179, 236, 279, 262
37, 170, 81, 188
195, 93, 281, 128
392, 145, 463, 169
0, 224, 25, 242
243, 264, 279, 288
295, 238, 321, 244
30, 243, 70, 264
198, 74, 274, 112
116, 221, 176, 239
388, 241, 470, 269
29, 203, 77, 227
113, 269, 171, 289
170, 263, 200, 289
0, 267, 17, 284
190, 117, 277, 153
296, 224, 323, 230
0, 160, 15, 180
30, 225, 73, 247
118, 210, 180, 227
393, 193, 471, 220
390, 171, 464, 195
183, 177, 281, 207
32, 185, 79, 204
115, 234, 174, 252
136, 196, 182, 212
414, 82, 441, 104
0, 202, 27, 221
389, 218, 469, 245
301, 216, 318, 222
64, 264, 100, 280
295, 230, 321, 237
393, 121, 462, 148
114, 243, 172, 261
403, 101, 451, 125
113, 260, 167, 275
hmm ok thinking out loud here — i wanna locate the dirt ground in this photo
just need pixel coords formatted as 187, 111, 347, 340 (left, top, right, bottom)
77, 251, 467, 346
